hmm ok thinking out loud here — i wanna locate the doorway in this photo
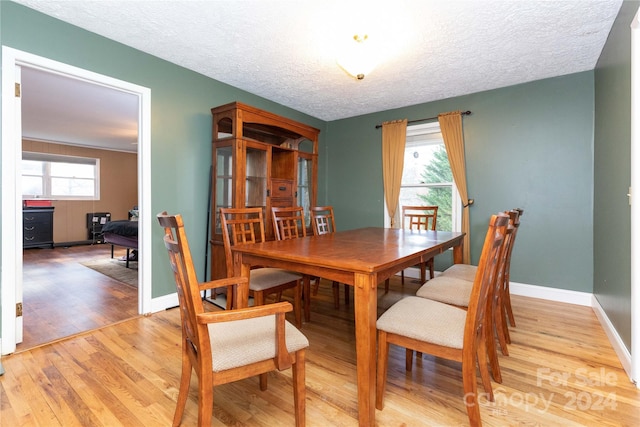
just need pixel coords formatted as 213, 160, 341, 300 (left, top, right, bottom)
1, 47, 152, 355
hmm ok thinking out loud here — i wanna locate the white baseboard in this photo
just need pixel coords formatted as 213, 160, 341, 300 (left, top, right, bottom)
591, 295, 633, 380
509, 281, 592, 306
150, 292, 179, 313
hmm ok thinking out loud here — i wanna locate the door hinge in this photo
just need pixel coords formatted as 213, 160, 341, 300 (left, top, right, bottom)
15, 82, 21, 98
16, 302, 23, 317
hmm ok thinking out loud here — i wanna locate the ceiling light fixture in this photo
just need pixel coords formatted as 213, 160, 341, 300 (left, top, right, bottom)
337, 34, 377, 80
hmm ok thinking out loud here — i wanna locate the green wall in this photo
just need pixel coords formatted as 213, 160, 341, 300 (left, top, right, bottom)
593, 1, 638, 351
325, 73, 595, 294
0, 2, 327, 304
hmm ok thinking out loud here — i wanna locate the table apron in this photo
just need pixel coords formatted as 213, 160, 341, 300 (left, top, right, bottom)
236, 250, 441, 286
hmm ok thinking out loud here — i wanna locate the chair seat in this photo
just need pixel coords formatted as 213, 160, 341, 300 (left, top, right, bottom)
376, 296, 466, 349
415, 275, 472, 307
250, 268, 302, 291
210, 315, 309, 372
441, 263, 477, 282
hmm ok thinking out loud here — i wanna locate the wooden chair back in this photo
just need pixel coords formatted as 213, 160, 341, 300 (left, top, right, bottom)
402, 205, 438, 231
272, 206, 307, 240
310, 206, 336, 236
463, 213, 509, 366
219, 207, 266, 277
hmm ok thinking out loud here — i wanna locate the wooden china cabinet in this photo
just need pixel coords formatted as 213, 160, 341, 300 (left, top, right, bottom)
209, 102, 320, 280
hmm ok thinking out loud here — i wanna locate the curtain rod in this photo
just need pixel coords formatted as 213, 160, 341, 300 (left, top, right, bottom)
375, 110, 472, 129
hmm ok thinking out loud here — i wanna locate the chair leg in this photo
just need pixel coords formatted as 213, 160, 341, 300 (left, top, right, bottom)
332, 281, 340, 309
303, 276, 311, 323
505, 282, 516, 327
259, 373, 268, 391
428, 258, 435, 279
384, 278, 390, 294
292, 350, 306, 427
172, 344, 192, 427
401, 270, 405, 286
477, 332, 495, 401
494, 292, 510, 356
419, 262, 426, 283
343, 284, 349, 305
485, 310, 502, 384
502, 304, 512, 344
312, 276, 321, 296
197, 371, 214, 427
294, 280, 303, 328
405, 348, 413, 372
375, 331, 390, 410
462, 353, 482, 427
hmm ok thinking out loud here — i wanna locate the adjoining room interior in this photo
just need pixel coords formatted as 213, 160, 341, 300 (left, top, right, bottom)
18, 66, 140, 350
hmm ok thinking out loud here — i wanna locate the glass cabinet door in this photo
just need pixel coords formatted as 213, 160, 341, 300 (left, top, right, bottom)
297, 156, 312, 225
214, 145, 233, 233
246, 146, 267, 209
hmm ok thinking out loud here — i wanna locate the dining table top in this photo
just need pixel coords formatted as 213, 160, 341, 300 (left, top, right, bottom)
231, 226, 466, 277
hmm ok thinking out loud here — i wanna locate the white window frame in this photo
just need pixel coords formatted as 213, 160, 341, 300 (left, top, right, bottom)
384, 121, 462, 232
22, 151, 100, 200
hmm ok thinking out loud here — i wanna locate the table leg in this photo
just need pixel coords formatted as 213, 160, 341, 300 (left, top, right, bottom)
353, 272, 377, 426
453, 240, 464, 264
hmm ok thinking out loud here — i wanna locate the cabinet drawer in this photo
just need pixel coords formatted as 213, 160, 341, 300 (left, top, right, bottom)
23, 212, 53, 226
271, 179, 293, 198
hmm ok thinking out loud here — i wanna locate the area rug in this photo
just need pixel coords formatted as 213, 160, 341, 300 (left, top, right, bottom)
80, 258, 138, 287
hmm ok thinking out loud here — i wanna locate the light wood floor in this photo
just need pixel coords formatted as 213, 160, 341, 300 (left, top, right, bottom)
20, 244, 138, 350
2, 274, 639, 426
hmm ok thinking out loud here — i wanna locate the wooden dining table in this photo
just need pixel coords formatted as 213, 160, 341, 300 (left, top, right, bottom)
230, 227, 465, 426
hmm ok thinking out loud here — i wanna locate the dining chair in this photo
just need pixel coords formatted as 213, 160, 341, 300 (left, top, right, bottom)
271, 206, 314, 321
220, 207, 303, 328
434, 208, 523, 347
384, 205, 438, 293
376, 213, 509, 427
310, 206, 350, 308
157, 212, 309, 427
413, 209, 517, 380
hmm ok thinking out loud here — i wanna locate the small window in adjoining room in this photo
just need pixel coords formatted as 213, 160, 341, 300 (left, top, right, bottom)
22, 152, 100, 200
385, 122, 462, 232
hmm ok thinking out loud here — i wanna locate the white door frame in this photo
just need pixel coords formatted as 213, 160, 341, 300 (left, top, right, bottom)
1, 46, 152, 355
630, 9, 640, 386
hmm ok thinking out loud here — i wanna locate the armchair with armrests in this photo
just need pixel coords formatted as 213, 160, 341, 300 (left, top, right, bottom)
157, 212, 308, 427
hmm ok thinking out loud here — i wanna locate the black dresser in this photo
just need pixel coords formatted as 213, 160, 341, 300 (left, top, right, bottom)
23, 207, 54, 249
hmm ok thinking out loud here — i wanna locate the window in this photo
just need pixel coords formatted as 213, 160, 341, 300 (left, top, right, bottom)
386, 122, 461, 231
22, 152, 100, 200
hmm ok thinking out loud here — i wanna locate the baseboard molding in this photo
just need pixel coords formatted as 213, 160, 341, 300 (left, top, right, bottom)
591, 295, 633, 380
509, 281, 592, 306
151, 292, 179, 313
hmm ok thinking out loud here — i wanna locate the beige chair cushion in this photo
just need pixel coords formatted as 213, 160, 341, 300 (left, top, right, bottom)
440, 263, 477, 282
209, 316, 309, 372
377, 296, 467, 349
250, 268, 301, 291
415, 275, 473, 307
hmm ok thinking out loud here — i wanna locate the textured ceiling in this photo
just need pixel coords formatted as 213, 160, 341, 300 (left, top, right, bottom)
13, 0, 622, 150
